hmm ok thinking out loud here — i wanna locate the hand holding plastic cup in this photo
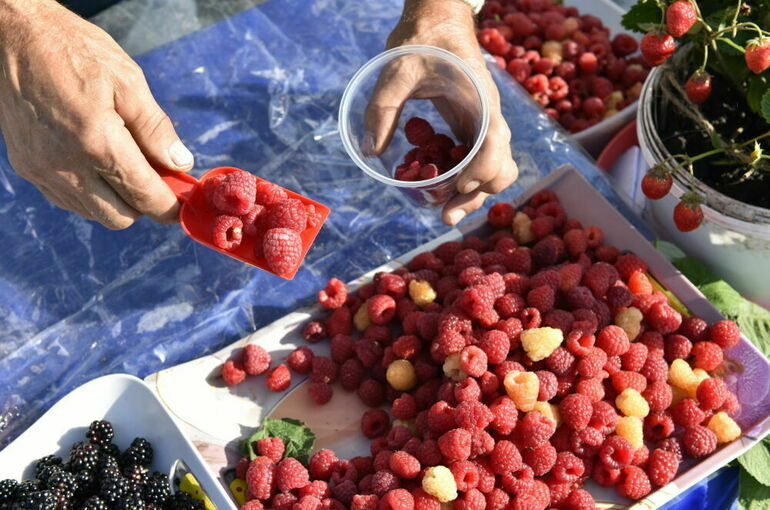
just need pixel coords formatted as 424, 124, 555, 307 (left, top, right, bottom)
339, 45, 490, 208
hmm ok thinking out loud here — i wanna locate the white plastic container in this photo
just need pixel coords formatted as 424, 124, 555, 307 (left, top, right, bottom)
0, 374, 234, 510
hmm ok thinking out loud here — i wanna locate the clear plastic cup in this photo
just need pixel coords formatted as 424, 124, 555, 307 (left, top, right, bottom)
339, 45, 490, 207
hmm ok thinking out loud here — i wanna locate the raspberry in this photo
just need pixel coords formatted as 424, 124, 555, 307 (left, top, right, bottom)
641, 354, 669, 382
275, 458, 309, 492
563, 489, 595, 510
361, 409, 390, 439
438, 428, 472, 462
454, 401, 493, 430
379, 489, 413, 510
612, 371, 647, 394
628, 271, 653, 295
607, 285, 633, 310
308, 382, 333, 405
516, 410, 556, 448
696, 377, 727, 410
532, 235, 565, 268
456, 377, 483, 402
563, 229, 588, 257
643, 380, 673, 412
583, 262, 619, 298
356, 338, 384, 368
374, 451, 393, 472
449, 461, 479, 491
672, 395, 707, 427
576, 377, 605, 402
371, 470, 400, 497
615, 254, 648, 280
421, 466, 457, 503
644, 412, 675, 441
551, 451, 584, 483
504, 370, 540, 412
683, 425, 718, 457
616, 388, 650, 418
389, 452, 421, 479
527, 285, 556, 314
264, 198, 308, 233
262, 228, 303, 277
566, 287, 595, 311
340, 358, 365, 390
615, 307, 643, 341
475, 330, 509, 365
647, 303, 682, 335
596, 325, 630, 356
708, 320, 740, 349
241, 203, 265, 237
358, 379, 386, 407
488, 203, 515, 229
213, 215, 244, 250
303, 320, 328, 342
212, 171, 256, 215
366, 294, 396, 326
559, 393, 592, 430
391, 395, 418, 422
409, 280, 436, 308
535, 370, 558, 401
616, 416, 644, 449
720, 390, 741, 417
605, 355, 622, 376
352, 495, 379, 510
599, 435, 634, 470
530, 216, 555, 240
592, 460, 622, 488
273, 493, 298, 510
489, 440, 522, 475
646, 448, 679, 487
254, 437, 284, 464
246, 457, 276, 500
299, 481, 330, 499
405, 117, 434, 146
691, 341, 723, 370
668, 358, 699, 394
520, 327, 563, 362
485, 489, 509, 510
254, 181, 287, 206
707, 412, 741, 443
310, 357, 338, 384
454, 488, 484, 510
595, 244, 620, 263
427, 401, 456, 435
664, 334, 692, 363
489, 397, 518, 435
318, 278, 348, 310
459, 346, 487, 378
522, 443, 557, 476
262, 363, 291, 391
242, 501, 264, 510
617, 466, 651, 499
221, 360, 246, 386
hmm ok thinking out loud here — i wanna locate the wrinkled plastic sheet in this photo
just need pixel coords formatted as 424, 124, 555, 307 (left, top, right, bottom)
0, 3, 728, 507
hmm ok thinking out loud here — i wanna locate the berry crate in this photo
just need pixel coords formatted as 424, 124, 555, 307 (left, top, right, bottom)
144, 165, 770, 509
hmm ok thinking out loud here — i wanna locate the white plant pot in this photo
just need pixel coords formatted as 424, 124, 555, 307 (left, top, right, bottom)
638, 66, 770, 308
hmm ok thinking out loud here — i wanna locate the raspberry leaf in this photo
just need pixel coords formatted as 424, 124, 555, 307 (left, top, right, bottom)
761, 89, 770, 124
244, 418, 316, 464
739, 467, 770, 509
737, 441, 770, 486
621, 0, 661, 33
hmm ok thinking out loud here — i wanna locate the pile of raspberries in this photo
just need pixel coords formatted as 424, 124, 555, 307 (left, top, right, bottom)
204, 169, 324, 277
227, 190, 743, 509
393, 118, 471, 183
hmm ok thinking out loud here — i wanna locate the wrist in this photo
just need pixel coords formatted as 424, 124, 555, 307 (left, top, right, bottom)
0, 0, 56, 48
400, 0, 475, 35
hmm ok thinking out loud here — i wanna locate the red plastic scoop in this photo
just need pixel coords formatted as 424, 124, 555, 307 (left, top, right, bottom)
158, 166, 330, 279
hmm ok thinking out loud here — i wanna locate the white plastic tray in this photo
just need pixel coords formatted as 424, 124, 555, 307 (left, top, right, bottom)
0, 374, 233, 510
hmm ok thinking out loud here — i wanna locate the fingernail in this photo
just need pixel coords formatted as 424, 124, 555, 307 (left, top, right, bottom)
448, 209, 466, 225
361, 132, 376, 157
169, 140, 194, 168
463, 180, 481, 193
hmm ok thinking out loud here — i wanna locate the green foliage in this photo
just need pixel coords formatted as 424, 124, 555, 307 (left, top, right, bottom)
621, 0, 661, 33
761, 90, 770, 124
739, 468, 770, 510
243, 418, 316, 464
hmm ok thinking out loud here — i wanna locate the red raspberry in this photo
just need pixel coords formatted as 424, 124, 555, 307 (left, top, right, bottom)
599, 435, 634, 469
254, 437, 284, 463
460, 346, 488, 378
388, 451, 420, 479
641, 354, 669, 382
708, 320, 740, 349
644, 412, 675, 441
576, 377, 605, 402
449, 460, 480, 491
507, 248, 533, 275
212, 171, 256, 215
606, 285, 632, 310
391, 394, 417, 421
583, 262, 619, 298
330, 480, 356, 505
489, 398, 518, 435
566, 331, 595, 357
683, 425, 718, 457
621, 343, 648, 372
352, 495, 379, 510
646, 448, 679, 487
221, 360, 246, 386
691, 341, 723, 370
485, 489, 509, 510
657, 437, 684, 463
604, 355, 623, 377
340, 358, 365, 390
475, 330, 509, 365
411, 489, 439, 510
640, 31, 675, 67
535, 370, 557, 401
671, 398, 706, 427
530, 269, 560, 290
522, 443, 557, 476
545, 347, 575, 376
361, 409, 390, 439
308, 449, 338, 481
265, 364, 291, 391
460, 285, 496, 319
595, 245, 620, 263
241, 203, 265, 237
241, 501, 264, 510
358, 379, 385, 407
665, 334, 693, 363
414, 440, 442, 468
551, 451, 584, 483
489, 440, 522, 475
577, 347, 607, 378
526, 285, 555, 313
614, 254, 648, 281
287, 346, 314, 374
255, 181, 287, 206
454, 401, 493, 430
558, 264, 583, 293
643, 380, 673, 412
720, 390, 741, 418
697, 377, 728, 410
373, 451, 392, 472
379, 489, 413, 510
647, 303, 682, 335
371, 470, 400, 497
356, 338, 384, 368
246, 457, 276, 500
328, 334, 355, 364
376, 273, 407, 299
367, 294, 396, 325
455, 377, 483, 402
454, 489, 484, 510
392, 335, 421, 360
532, 235, 565, 268
318, 278, 348, 310
299, 481, 330, 499
563, 489, 595, 510
212, 215, 244, 250
303, 320, 328, 343
262, 228, 303, 277
309, 382, 333, 405
592, 460, 621, 488
633, 291, 667, 315
264, 198, 307, 233
517, 409, 556, 448
275, 458, 309, 493
570, 426, 604, 457
559, 394, 592, 430
640, 331, 665, 356
404, 117, 434, 146
612, 371, 647, 394
438, 428, 472, 462
596, 325, 630, 356
454, 249, 482, 270
563, 229, 587, 257
310, 357, 338, 384
488, 203, 515, 229
617, 465, 652, 499
566, 286, 595, 310
294, 495, 322, 510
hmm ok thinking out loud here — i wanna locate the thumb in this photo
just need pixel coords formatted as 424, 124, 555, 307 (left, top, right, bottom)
114, 68, 194, 172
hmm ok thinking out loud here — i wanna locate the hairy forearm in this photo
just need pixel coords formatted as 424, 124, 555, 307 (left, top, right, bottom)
0, 0, 60, 50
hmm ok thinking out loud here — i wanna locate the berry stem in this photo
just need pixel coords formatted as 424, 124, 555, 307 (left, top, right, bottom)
699, 44, 709, 72
730, 0, 741, 37
715, 37, 745, 53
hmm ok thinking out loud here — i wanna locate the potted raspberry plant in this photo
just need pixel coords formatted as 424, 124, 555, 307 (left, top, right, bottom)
622, 0, 770, 307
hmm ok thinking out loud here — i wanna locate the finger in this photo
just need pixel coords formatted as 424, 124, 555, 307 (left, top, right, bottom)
76, 174, 141, 230
114, 63, 194, 172
455, 114, 514, 194
88, 114, 181, 224
442, 189, 490, 226
479, 147, 518, 194
363, 58, 422, 155
37, 183, 94, 220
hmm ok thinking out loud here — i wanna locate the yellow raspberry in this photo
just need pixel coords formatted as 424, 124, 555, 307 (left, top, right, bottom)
409, 280, 436, 308
707, 412, 741, 443
531, 402, 561, 427
616, 416, 643, 449
504, 370, 539, 412
614, 307, 643, 341
354, 302, 371, 331
688, 369, 711, 398
616, 388, 650, 418
422, 466, 458, 503
513, 212, 535, 244
668, 358, 698, 392
605, 91, 625, 110
540, 41, 563, 64
521, 327, 563, 362
387, 359, 418, 391
442, 353, 466, 382
671, 385, 689, 407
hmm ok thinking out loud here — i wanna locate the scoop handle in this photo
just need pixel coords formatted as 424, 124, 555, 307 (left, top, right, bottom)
157, 168, 200, 203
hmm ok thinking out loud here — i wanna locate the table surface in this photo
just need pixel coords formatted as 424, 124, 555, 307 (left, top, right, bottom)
0, 0, 739, 508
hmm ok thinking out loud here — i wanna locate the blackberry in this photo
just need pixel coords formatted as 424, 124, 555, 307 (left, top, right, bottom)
14, 491, 56, 510
34, 457, 63, 483
72, 471, 96, 499
142, 474, 170, 506
165, 493, 202, 510
98, 478, 130, 505
69, 444, 100, 473
79, 497, 107, 510
121, 466, 147, 488
113, 498, 145, 510
101, 445, 120, 460
95, 456, 119, 482
0, 480, 18, 508
46, 471, 77, 508
86, 422, 114, 447
14, 482, 42, 500
120, 440, 152, 469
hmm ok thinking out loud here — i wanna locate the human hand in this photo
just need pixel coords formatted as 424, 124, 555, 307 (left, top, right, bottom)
369, 0, 518, 225
0, 0, 193, 229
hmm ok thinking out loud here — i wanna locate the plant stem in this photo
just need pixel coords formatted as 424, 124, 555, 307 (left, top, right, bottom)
737, 131, 770, 148
700, 44, 709, 72
690, 147, 727, 162
711, 22, 770, 39
731, 0, 741, 37
716, 37, 746, 53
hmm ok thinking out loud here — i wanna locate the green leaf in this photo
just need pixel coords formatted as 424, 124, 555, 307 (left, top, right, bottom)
243, 418, 316, 464
739, 467, 770, 510
747, 75, 769, 114
621, 0, 661, 33
761, 90, 770, 125
738, 441, 770, 487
